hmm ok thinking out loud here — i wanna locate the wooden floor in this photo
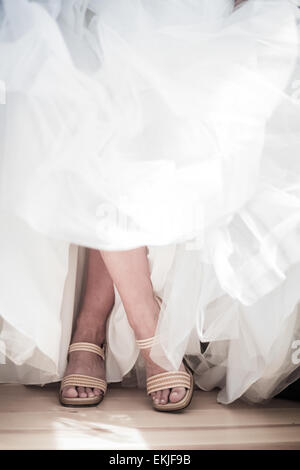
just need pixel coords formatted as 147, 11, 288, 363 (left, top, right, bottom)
0, 383, 300, 450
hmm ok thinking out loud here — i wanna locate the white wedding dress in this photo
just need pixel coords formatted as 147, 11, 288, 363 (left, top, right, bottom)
0, 0, 300, 404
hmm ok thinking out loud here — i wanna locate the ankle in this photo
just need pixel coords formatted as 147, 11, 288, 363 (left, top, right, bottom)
126, 296, 160, 332
73, 316, 107, 345
129, 315, 158, 339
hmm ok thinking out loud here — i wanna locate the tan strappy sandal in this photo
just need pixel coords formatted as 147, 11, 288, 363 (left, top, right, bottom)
136, 297, 194, 412
59, 342, 107, 407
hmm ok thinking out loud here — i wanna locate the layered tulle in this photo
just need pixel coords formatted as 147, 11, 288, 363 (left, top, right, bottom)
0, 0, 300, 403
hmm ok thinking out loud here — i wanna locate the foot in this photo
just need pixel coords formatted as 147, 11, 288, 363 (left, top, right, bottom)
146, 357, 188, 406
61, 317, 106, 399
134, 297, 188, 406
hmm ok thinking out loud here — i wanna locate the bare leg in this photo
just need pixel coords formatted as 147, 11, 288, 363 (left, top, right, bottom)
100, 247, 186, 405
62, 249, 115, 398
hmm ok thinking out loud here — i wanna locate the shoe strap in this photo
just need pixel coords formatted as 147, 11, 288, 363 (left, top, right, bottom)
136, 335, 160, 349
136, 295, 162, 350
146, 370, 191, 395
68, 342, 105, 360
61, 374, 107, 394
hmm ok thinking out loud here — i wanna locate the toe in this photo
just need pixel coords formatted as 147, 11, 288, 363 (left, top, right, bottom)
62, 386, 78, 398
154, 390, 161, 405
93, 388, 102, 397
86, 387, 95, 398
169, 386, 186, 403
77, 386, 88, 398
160, 389, 170, 405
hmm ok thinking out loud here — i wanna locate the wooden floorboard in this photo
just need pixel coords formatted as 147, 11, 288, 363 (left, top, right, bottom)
0, 384, 299, 449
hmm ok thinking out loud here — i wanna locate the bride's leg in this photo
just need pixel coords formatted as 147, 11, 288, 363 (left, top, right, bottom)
62, 248, 115, 399
100, 247, 186, 405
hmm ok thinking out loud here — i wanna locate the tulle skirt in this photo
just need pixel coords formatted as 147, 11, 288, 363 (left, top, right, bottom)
0, 0, 300, 403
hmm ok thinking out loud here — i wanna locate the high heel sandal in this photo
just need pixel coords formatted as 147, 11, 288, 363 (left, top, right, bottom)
136, 297, 194, 412
59, 342, 107, 407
